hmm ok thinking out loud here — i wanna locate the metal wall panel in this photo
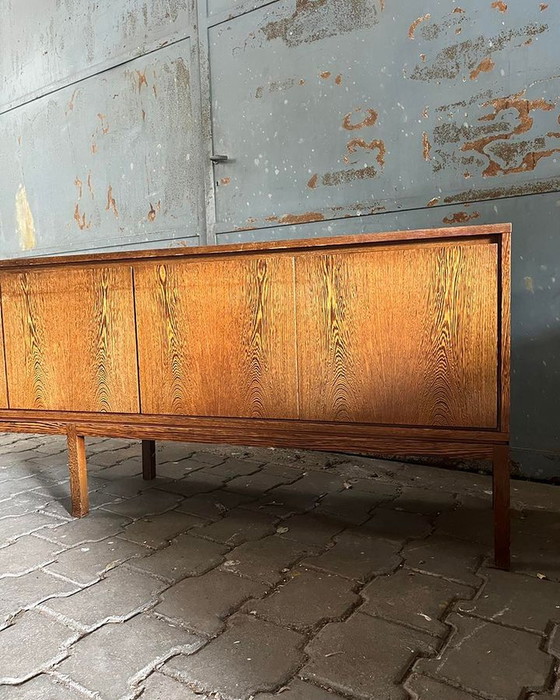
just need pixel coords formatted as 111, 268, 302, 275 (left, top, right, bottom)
0, 41, 203, 256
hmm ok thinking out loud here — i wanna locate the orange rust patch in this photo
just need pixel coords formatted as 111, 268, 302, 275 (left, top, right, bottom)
136, 70, 148, 90
462, 91, 559, 176
91, 143, 97, 154
299, 79, 306, 85
307, 174, 318, 189
346, 138, 386, 167
74, 178, 83, 199
73, 204, 90, 230
491, 1, 507, 11
268, 212, 325, 225
409, 14, 430, 39
87, 173, 94, 198
147, 201, 160, 222
453, 7, 465, 12
427, 197, 439, 207
470, 57, 495, 80
342, 108, 378, 131
322, 166, 378, 187
335, 74, 342, 85
220, 177, 231, 186
106, 186, 119, 217
540, 3, 548, 9
442, 211, 480, 224
320, 71, 331, 79
422, 132, 431, 160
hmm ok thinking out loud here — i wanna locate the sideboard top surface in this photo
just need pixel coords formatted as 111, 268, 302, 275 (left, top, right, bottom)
0, 223, 511, 271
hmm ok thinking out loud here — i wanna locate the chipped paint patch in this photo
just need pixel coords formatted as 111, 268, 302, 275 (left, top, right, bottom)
335, 74, 342, 85
15, 184, 36, 251
74, 177, 83, 199
540, 3, 549, 9
320, 71, 331, 79
147, 201, 161, 222
106, 186, 119, 217
409, 14, 431, 39
346, 138, 385, 166
220, 177, 231, 186
470, 56, 495, 80
307, 174, 319, 189
442, 211, 480, 224
267, 212, 325, 224
422, 132, 432, 160
74, 204, 91, 230
322, 166, 378, 186
491, 1, 508, 12
342, 108, 378, 130
427, 197, 440, 207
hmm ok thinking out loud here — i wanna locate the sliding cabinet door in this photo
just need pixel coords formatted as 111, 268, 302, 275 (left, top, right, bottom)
296, 242, 499, 428
134, 255, 298, 418
2, 266, 139, 413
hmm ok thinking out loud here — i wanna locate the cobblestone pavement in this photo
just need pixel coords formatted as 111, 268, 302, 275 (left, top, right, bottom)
0, 433, 558, 699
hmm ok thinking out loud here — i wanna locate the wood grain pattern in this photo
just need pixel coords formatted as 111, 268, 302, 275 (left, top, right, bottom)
67, 425, 89, 517
134, 256, 298, 418
2, 266, 139, 412
296, 243, 499, 428
0, 293, 9, 408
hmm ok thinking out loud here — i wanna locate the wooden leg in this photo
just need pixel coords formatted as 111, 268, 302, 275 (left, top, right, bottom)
142, 440, 156, 480
492, 444, 511, 570
67, 426, 89, 518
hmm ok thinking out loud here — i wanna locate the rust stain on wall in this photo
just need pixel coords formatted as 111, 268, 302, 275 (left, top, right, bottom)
461, 92, 560, 176
220, 177, 231, 186
409, 14, 431, 39
442, 211, 480, 224
15, 184, 36, 251
346, 138, 385, 166
255, 77, 304, 99
106, 186, 119, 217
266, 212, 325, 224
322, 165, 378, 186
540, 3, 549, 9
91, 143, 97, 154
74, 177, 83, 199
335, 74, 343, 85
97, 113, 109, 135
147, 201, 161, 221
260, 0, 382, 48
443, 177, 560, 204
320, 71, 332, 79
342, 108, 378, 130
87, 173, 94, 198
73, 204, 91, 230
427, 197, 440, 206
491, 1, 508, 12
470, 56, 495, 80
422, 132, 432, 160
307, 174, 318, 189
136, 70, 148, 90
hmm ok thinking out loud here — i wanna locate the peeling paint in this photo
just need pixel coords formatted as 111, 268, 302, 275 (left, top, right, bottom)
322, 166, 378, 186
15, 184, 36, 251
422, 132, 432, 160
346, 138, 385, 167
74, 177, 83, 199
442, 211, 480, 224
491, 1, 508, 12
540, 3, 549, 9
469, 56, 495, 80
409, 14, 431, 39
266, 212, 325, 224
342, 108, 378, 130
427, 197, 440, 207
307, 174, 318, 189
136, 69, 148, 90
105, 185, 119, 217
320, 71, 331, 79
220, 177, 231, 186
147, 201, 161, 221
74, 203, 91, 230
87, 173, 94, 198
335, 74, 342, 85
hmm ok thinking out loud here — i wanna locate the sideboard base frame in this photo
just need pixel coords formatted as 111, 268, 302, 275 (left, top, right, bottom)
0, 417, 510, 570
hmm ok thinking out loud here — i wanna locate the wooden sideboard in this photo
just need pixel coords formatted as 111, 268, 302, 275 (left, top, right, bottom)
0, 224, 511, 567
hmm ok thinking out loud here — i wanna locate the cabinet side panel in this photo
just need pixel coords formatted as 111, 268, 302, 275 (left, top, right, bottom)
134, 255, 298, 418
2, 266, 139, 413
296, 242, 499, 428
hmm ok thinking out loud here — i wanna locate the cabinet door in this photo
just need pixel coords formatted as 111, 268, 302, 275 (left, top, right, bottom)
296, 243, 498, 428
2, 266, 139, 413
134, 255, 298, 418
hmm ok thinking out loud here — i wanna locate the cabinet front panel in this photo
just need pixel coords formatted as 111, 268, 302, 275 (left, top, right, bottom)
134, 256, 298, 418
0, 299, 8, 408
296, 243, 499, 428
2, 267, 139, 413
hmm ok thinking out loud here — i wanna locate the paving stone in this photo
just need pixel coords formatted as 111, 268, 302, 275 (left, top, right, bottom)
0, 674, 88, 699
403, 534, 485, 586
156, 442, 196, 463
95, 475, 158, 498
0, 570, 80, 626
225, 471, 291, 496
155, 569, 267, 635
85, 438, 134, 455
37, 510, 130, 547
249, 569, 359, 630
0, 512, 64, 547
45, 536, 150, 585
88, 445, 140, 468
303, 613, 438, 700
155, 472, 225, 497
316, 489, 377, 525
220, 535, 316, 585
209, 457, 263, 479
361, 569, 474, 637
194, 508, 277, 546
0, 534, 63, 577
102, 490, 183, 518
398, 464, 493, 498
246, 485, 320, 517
259, 462, 304, 481
153, 460, 204, 480
129, 533, 228, 581
457, 568, 560, 633
177, 489, 253, 520
120, 510, 205, 548
92, 457, 143, 480
342, 477, 400, 500
276, 512, 345, 547
435, 498, 494, 546
405, 673, 481, 699
363, 508, 432, 542
302, 530, 402, 581
166, 614, 304, 698
511, 480, 560, 513
139, 672, 203, 699
416, 612, 554, 700
191, 451, 228, 466
0, 489, 53, 517
43, 566, 166, 629
57, 613, 201, 700
254, 679, 346, 699
389, 487, 457, 514
0, 610, 76, 683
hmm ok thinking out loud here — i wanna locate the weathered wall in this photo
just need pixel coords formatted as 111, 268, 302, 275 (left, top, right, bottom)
1, 0, 559, 479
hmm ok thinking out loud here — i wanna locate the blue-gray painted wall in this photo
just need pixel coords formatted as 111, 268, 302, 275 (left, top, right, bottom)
1, 0, 559, 479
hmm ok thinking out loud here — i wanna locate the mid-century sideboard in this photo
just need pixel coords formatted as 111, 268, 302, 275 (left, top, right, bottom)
0, 224, 511, 568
